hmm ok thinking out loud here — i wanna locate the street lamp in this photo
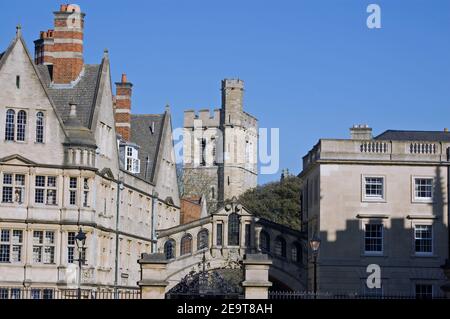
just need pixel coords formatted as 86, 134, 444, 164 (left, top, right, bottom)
309, 235, 321, 297
75, 228, 87, 300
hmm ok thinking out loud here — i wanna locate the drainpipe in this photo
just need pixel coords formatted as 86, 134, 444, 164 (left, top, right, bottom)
151, 190, 159, 253
114, 179, 124, 297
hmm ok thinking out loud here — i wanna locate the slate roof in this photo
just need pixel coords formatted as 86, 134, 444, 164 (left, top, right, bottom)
374, 130, 450, 142
129, 114, 166, 183
36, 64, 101, 128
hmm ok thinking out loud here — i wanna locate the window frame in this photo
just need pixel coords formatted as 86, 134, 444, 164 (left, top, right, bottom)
180, 234, 193, 256
5, 109, 15, 141
362, 175, 386, 202
412, 177, 434, 203
36, 111, 45, 143
35, 176, 58, 206
413, 224, 433, 256
32, 230, 56, 264
363, 223, 384, 256
0, 229, 23, 263
1, 173, 25, 204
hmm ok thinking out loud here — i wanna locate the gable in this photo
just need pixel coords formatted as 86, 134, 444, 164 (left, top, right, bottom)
0, 154, 37, 165
0, 36, 66, 165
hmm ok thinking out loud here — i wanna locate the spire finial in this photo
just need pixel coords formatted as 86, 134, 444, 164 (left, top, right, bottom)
16, 24, 22, 37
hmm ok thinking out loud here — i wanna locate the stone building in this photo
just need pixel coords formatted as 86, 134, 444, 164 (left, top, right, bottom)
299, 125, 450, 297
0, 4, 180, 297
183, 79, 258, 210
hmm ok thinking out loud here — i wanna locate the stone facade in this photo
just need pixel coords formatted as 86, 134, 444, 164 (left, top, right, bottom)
183, 79, 258, 211
299, 125, 450, 297
0, 5, 180, 294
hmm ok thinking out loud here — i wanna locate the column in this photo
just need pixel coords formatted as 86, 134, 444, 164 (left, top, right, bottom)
242, 254, 272, 299
138, 253, 169, 299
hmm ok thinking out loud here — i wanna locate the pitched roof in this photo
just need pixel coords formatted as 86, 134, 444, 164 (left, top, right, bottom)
129, 114, 165, 183
36, 64, 102, 128
374, 130, 450, 142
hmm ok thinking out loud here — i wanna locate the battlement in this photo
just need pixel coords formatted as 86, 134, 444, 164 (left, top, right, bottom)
184, 109, 221, 128
222, 79, 244, 90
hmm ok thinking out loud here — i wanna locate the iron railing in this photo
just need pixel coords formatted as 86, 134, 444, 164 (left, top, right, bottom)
269, 291, 448, 300
0, 287, 141, 300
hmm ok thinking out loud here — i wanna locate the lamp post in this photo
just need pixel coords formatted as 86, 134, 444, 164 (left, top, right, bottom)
309, 236, 321, 298
75, 227, 87, 300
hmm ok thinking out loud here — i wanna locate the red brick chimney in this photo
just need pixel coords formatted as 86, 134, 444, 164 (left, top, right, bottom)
34, 30, 55, 65
115, 74, 133, 141
35, 4, 85, 84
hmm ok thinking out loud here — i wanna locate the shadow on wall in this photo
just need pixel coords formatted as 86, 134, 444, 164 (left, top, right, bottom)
313, 166, 448, 296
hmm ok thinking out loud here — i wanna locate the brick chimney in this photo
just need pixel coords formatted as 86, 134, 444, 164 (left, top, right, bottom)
115, 74, 133, 141
34, 30, 55, 65
35, 4, 85, 84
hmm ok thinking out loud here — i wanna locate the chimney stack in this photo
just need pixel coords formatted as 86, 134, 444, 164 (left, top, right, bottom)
115, 74, 133, 141
350, 124, 373, 140
35, 4, 85, 84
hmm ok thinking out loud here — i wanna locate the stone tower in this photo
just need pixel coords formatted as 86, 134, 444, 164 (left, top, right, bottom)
183, 79, 258, 211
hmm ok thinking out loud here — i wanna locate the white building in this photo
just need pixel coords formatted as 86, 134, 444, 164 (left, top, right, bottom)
0, 4, 180, 297
300, 125, 450, 297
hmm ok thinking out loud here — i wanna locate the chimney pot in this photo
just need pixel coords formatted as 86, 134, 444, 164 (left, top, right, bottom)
121, 74, 127, 83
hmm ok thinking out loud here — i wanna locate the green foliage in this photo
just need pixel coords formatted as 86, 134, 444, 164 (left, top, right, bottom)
239, 176, 301, 230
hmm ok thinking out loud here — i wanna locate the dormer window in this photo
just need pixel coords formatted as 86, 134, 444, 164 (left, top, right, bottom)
126, 146, 140, 174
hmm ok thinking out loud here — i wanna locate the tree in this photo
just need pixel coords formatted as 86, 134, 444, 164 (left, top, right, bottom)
239, 175, 301, 230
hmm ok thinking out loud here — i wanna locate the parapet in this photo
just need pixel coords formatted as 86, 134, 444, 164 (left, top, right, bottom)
184, 108, 221, 128
222, 79, 244, 90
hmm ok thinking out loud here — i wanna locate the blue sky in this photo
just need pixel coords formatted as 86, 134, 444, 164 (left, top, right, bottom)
1, 0, 450, 184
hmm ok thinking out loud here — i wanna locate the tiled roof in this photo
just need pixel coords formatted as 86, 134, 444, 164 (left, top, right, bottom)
130, 114, 165, 183
36, 64, 101, 128
374, 130, 450, 142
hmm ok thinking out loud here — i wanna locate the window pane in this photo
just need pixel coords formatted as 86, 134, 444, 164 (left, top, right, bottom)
228, 214, 240, 246
0, 245, 10, 262
35, 176, 45, 187
3, 174, 12, 185
35, 189, 44, 203
415, 225, 433, 254
5, 109, 15, 141
33, 231, 43, 244
365, 224, 383, 253
216, 224, 223, 246
36, 112, 44, 143
32, 246, 42, 263
365, 177, 384, 198
16, 111, 26, 141
1, 230, 10, 242
47, 177, 56, 188
2, 186, 13, 203
12, 230, 22, 243
415, 179, 433, 199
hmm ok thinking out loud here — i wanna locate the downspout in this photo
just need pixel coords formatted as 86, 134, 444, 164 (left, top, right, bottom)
151, 190, 159, 253
114, 178, 123, 297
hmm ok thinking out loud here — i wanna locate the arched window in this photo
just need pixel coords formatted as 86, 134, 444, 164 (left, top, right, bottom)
164, 239, 176, 260
260, 231, 270, 253
5, 109, 15, 141
197, 229, 209, 250
291, 242, 302, 263
275, 236, 287, 258
228, 213, 240, 246
17, 110, 26, 141
180, 234, 192, 256
36, 112, 44, 143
